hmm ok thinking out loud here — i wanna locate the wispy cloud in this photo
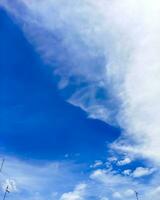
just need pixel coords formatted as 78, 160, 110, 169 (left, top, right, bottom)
1, 0, 160, 164
1, 1, 160, 197
0, 156, 85, 200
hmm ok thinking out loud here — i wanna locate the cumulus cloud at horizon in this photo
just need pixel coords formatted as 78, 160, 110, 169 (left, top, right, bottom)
0, 155, 88, 200
0, 154, 159, 200
1, 0, 160, 165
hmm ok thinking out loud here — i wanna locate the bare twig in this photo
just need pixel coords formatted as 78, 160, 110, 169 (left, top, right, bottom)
2, 186, 10, 200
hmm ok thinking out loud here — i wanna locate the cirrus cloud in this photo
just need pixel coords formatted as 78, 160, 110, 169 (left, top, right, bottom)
1, 0, 160, 166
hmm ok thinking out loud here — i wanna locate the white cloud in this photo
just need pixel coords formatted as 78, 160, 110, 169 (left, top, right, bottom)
123, 169, 132, 176
123, 167, 155, 178
60, 183, 87, 200
112, 192, 122, 199
0, 155, 158, 200
90, 169, 137, 200
124, 189, 134, 197
108, 157, 118, 163
0, 156, 157, 200
90, 160, 103, 168
0, 156, 85, 200
89, 168, 160, 200
117, 158, 131, 166
1, 0, 160, 165
90, 169, 132, 188
1, 0, 160, 198
1, 0, 160, 172
132, 167, 155, 178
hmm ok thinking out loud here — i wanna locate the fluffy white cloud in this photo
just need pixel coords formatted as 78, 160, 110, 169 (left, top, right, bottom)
0, 156, 157, 200
60, 183, 87, 200
117, 158, 132, 166
89, 168, 160, 200
132, 167, 155, 178
123, 167, 155, 178
112, 192, 122, 199
0, 156, 85, 200
90, 169, 136, 200
123, 169, 132, 176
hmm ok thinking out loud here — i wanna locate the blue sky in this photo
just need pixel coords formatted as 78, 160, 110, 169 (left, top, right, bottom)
0, 8, 120, 163
0, 1, 160, 200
